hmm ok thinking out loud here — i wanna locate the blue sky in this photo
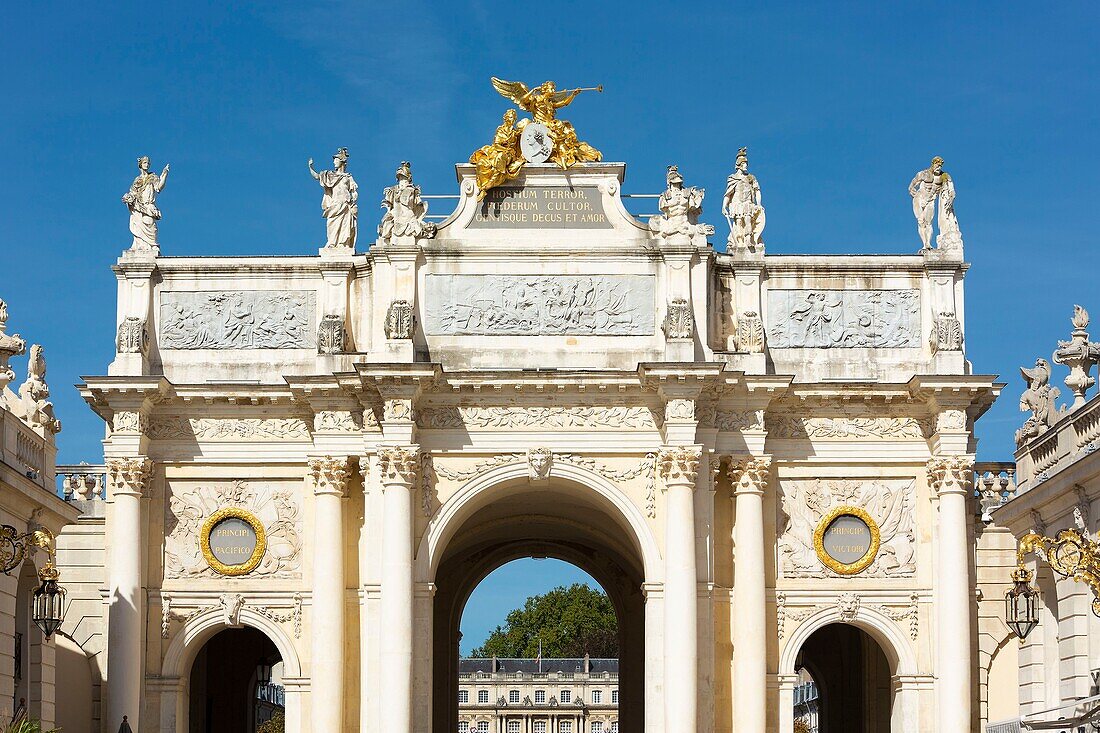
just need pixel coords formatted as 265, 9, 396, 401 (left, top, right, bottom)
2, 2, 1098, 648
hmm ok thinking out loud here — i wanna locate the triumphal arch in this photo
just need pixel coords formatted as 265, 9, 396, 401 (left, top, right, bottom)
63, 80, 1007, 733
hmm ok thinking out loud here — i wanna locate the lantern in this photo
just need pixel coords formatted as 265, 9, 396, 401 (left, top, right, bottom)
32, 564, 66, 640
1005, 566, 1039, 640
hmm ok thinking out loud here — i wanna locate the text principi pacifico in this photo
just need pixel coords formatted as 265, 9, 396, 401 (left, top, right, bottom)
469, 77, 604, 199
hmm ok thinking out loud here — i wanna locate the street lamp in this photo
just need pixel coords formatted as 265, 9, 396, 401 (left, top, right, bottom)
1005, 566, 1039, 641
1, 525, 67, 639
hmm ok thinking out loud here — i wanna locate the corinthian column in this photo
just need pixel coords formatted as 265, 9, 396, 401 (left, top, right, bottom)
657, 447, 701, 733
928, 455, 974, 733
105, 456, 151, 733
378, 445, 420, 733
729, 456, 770, 733
309, 456, 351, 732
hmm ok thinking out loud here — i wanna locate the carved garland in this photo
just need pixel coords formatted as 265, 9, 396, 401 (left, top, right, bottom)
161, 592, 304, 639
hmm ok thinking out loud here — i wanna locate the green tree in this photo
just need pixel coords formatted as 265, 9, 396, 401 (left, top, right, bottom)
470, 583, 618, 658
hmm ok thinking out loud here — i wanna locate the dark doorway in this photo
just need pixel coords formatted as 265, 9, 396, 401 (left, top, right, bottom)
189, 627, 283, 733
795, 624, 892, 732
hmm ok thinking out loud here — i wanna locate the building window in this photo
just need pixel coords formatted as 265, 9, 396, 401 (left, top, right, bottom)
459, 690, 469, 704
507, 721, 521, 733
535, 690, 546, 704
592, 690, 602, 704
509, 690, 520, 704
534, 722, 547, 733
477, 722, 489, 733
591, 723, 604, 733
560, 690, 571, 703
478, 690, 489, 704
459, 723, 469, 733
611, 689, 618, 704
609, 723, 618, 733
559, 722, 572, 733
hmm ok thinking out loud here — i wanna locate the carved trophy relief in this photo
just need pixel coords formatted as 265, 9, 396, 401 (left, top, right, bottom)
765, 290, 920, 349
662, 299, 693, 339
732, 311, 765, 353
424, 274, 655, 336
159, 291, 316, 350
318, 314, 347, 354
777, 478, 916, 578
116, 317, 149, 354
384, 300, 415, 339
164, 481, 303, 579
929, 311, 963, 353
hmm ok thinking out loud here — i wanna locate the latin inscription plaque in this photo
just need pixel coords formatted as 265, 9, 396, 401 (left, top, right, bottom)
813, 506, 880, 575
821, 515, 873, 565
200, 507, 267, 576
208, 517, 258, 566
468, 186, 612, 229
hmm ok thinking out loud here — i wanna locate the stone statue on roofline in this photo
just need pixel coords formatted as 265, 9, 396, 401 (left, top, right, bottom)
723, 147, 765, 251
0, 298, 27, 393
308, 147, 359, 250
1016, 357, 1062, 446
648, 165, 714, 247
909, 155, 963, 252
122, 155, 169, 254
378, 161, 437, 245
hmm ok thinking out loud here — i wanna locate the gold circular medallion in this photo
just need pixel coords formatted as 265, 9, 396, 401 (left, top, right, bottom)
813, 505, 880, 575
200, 507, 266, 576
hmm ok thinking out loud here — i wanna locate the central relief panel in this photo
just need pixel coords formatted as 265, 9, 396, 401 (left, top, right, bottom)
424, 274, 655, 336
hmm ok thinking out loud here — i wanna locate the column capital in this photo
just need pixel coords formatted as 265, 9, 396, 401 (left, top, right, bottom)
657, 446, 701, 488
926, 454, 974, 497
377, 445, 421, 487
106, 456, 151, 497
309, 455, 352, 497
727, 455, 771, 496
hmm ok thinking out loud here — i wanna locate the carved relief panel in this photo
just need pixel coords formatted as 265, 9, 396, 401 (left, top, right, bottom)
777, 478, 916, 578
160, 291, 316, 349
423, 274, 655, 336
164, 480, 303, 579
765, 289, 920, 348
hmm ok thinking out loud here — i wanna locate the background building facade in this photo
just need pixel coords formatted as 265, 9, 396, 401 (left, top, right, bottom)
458, 658, 618, 733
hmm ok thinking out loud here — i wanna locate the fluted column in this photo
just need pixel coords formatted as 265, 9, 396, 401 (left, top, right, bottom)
729, 456, 770, 733
378, 445, 420, 733
657, 447, 701, 732
928, 456, 973, 733
309, 456, 350, 732
105, 456, 151, 733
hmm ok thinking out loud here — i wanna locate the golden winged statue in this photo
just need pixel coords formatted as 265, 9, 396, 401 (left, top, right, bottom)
468, 77, 604, 199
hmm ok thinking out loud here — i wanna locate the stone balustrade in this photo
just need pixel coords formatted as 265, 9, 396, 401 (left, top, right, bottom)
1015, 390, 1100, 495
57, 463, 108, 518
1, 405, 55, 488
973, 461, 1017, 522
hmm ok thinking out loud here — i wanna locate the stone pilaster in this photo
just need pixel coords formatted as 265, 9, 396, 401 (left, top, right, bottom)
728, 456, 770, 733
308, 456, 352, 733
927, 454, 974, 733
378, 445, 420, 733
105, 456, 151, 733
657, 446, 701, 733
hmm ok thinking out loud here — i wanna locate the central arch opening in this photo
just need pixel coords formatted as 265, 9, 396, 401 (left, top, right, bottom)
795, 624, 892, 732
188, 627, 283, 733
430, 476, 648, 733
